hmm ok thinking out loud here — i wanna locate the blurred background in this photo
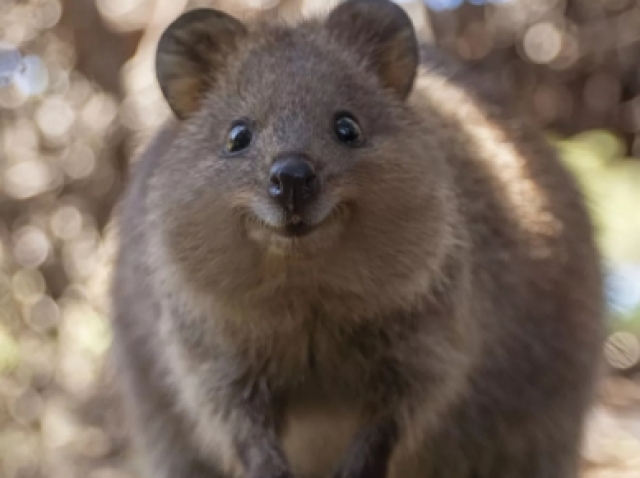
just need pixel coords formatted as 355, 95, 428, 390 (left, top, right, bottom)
0, 0, 639, 477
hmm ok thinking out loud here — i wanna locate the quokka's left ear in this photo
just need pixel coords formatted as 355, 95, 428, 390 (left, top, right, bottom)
156, 8, 248, 119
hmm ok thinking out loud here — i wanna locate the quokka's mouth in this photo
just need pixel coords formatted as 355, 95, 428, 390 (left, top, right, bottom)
280, 220, 319, 238
251, 204, 350, 240
262, 213, 324, 238
244, 203, 352, 256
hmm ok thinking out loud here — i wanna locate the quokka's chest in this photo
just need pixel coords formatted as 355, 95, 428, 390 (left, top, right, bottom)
278, 397, 364, 478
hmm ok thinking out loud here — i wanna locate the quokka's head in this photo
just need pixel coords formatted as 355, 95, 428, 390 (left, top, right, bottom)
149, 0, 456, 298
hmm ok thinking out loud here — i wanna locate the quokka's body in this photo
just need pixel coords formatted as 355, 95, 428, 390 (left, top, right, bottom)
110, 1, 605, 477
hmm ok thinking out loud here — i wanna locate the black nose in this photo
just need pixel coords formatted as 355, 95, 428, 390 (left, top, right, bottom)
268, 156, 319, 213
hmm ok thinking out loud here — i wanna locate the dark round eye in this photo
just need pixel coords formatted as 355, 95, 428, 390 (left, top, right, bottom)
226, 121, 253, 153
334, 113, 363, 146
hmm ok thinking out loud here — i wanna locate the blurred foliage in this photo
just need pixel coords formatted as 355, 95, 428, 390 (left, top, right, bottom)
556, 131, 640, 335
0, 1, 639, 477
558, 131, 640, 264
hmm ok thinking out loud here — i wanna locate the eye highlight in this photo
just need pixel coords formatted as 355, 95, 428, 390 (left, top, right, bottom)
225, 120, 253, 154
334, 112, 363, 146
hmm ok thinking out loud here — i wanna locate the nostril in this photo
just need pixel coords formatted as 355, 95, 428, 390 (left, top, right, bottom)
267, 156, 319, 210
268, 171, 283, 198
305, 174, 317, 188
304, 174, 318, 196
270, 173, 282, 188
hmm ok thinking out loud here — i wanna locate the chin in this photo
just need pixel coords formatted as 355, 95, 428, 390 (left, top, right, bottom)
245, 204, 351, 258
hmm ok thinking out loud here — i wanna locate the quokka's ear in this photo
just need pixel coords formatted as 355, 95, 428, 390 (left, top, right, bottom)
325, 0, 419, 100
156, 8, 248, 119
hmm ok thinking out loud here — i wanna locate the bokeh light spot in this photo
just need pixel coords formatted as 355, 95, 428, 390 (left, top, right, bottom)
12, 226, 50, 269
523, 22, 562, 64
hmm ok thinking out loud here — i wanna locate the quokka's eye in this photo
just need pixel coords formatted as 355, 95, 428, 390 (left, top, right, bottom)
334, 112, 363, 146
225, 121, 253, 153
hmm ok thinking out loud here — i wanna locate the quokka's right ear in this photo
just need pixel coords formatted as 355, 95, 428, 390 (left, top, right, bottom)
326, 0, 419, 100
156, 8, 248, 120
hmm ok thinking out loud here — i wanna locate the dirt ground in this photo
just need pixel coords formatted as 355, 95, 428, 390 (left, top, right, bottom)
581, 374, 640, 478
2, 355, 639, 478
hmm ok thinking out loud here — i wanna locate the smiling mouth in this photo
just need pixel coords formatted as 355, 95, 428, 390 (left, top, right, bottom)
259, 212, 321, 238
281, 220, 318, 238
247, 202, 350, 241
257, 209, 339, 239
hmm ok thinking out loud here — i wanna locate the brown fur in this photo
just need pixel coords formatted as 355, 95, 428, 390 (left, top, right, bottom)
110, 1, 604, 477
